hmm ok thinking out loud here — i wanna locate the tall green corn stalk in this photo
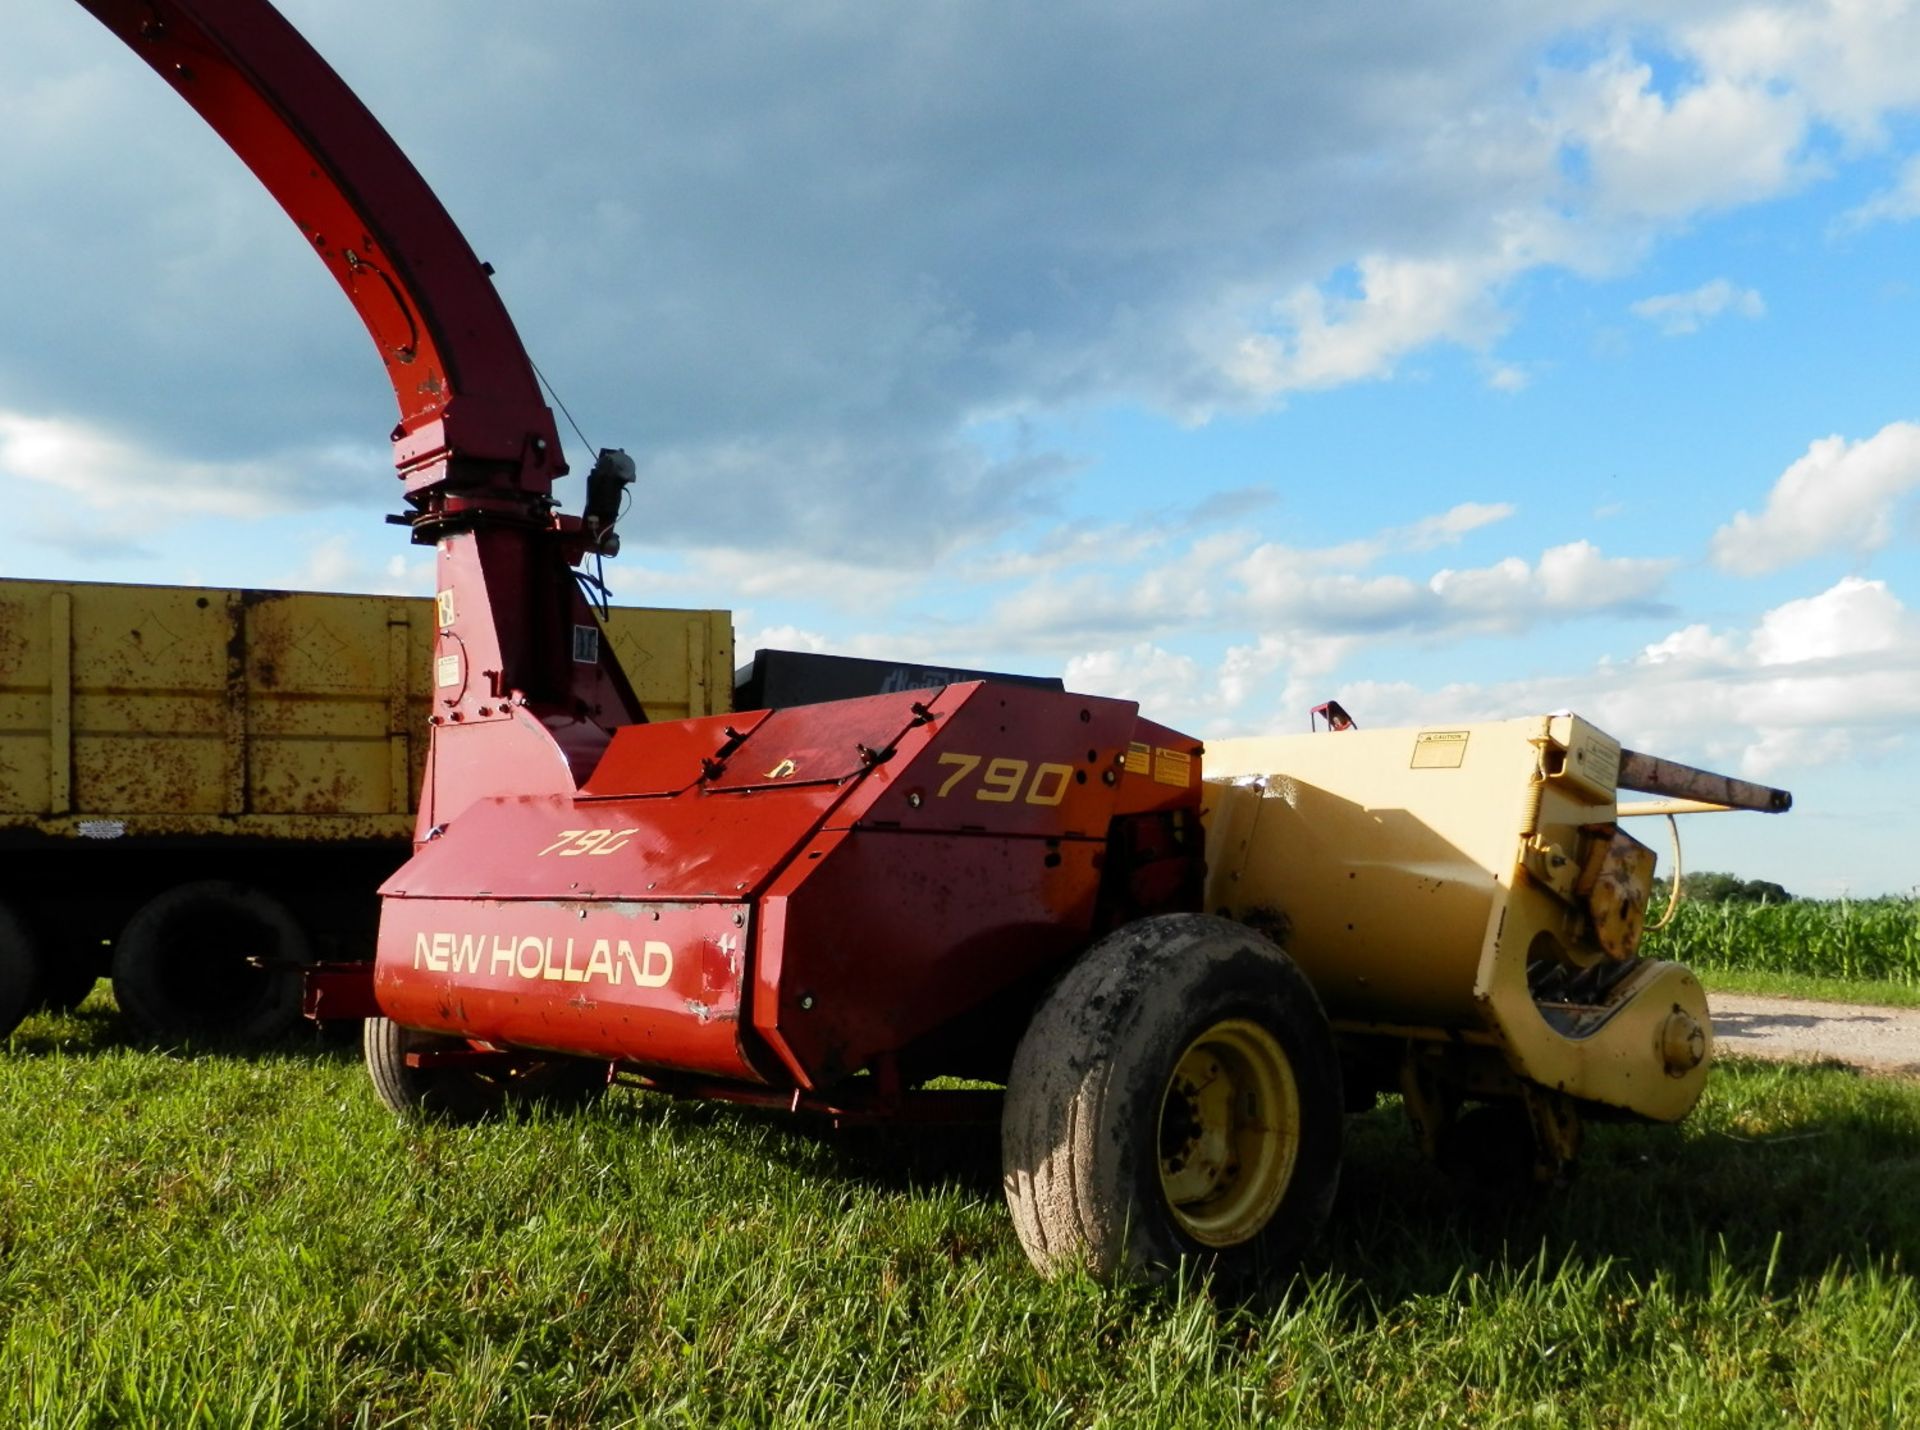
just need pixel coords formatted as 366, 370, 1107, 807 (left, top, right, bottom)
1642, 896, 1920, 984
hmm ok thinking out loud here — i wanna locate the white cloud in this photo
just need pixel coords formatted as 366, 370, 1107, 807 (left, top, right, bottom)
1629, 278, 1767, 335
1562, 60, 1812, 221
1213, 632, 1362, 731
1216, 637, 1291, 713
613, 544, 924, 614
1423, 556, 1534, 617
1712, 421, 1920, 573
1835, 153, 1920, 232
1682, 1, 1920, 145
1228, 255, 1510, 396
985, 568, 1214, 650
1063, 643, 1206, 726
739, 624, 831, 656
1393, 501, 1519, 551
988, 519, 1673, 655
1535, 539, 1676, 607
1747, 575, 1916, 664
1320, 577, 1920, 785
287, 536, 429, 597
1208, 40, 1818, 401
1230, 550, 1427, 631
962, 524, 1164, 582
1426, 539, 1674, 626
734, 623, 1020, 673
956, 488, 1272, 585
0, 409, 383, 519
1220, 502, 1517, 609
11, 0, 1920, 572
1639, 623, 1739, 666
1065, 634, 1359, 739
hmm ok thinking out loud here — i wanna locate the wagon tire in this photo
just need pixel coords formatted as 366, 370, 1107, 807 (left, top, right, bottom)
34, 948, 104, 1013
1001, 912, 1343, 1286
0, 901, 44, 1039
363, 1016, 607, 1123
111, 881, 311, 1043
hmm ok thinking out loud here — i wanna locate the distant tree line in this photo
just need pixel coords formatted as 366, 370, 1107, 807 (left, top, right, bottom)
1650, 871, 1794, 905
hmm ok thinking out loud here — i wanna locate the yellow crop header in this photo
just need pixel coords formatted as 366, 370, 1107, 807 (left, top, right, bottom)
1204, 713, 1789, 1184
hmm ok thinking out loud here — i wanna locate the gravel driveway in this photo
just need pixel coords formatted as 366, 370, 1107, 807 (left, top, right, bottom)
1707, 994, 1920, 1077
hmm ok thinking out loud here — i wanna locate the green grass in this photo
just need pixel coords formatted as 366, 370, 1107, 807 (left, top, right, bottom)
1645, 896, 1920, 989
3, 993, 1917, 1426
1699, 966, 1920, 1010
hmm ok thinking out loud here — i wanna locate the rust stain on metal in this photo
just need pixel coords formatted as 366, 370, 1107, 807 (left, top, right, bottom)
1, 576, 730, 839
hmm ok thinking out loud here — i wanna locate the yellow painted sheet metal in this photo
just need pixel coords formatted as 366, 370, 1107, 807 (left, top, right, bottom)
0, 578, 730, 835
1203, 714, 1709, 1123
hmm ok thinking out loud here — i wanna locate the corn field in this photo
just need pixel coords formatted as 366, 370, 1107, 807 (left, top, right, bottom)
1641, 895, 1920, 985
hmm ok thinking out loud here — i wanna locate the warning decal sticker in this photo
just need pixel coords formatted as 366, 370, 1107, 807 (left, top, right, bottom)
1124, 741, 1152, 775
1410, 730, 1469, 769
1153, 747, 1193, 788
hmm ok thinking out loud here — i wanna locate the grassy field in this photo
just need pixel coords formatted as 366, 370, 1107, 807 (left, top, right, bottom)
2, 993, 1916, 1427
1645, 896, 1920, 1005
1696, 966, 1920, 1010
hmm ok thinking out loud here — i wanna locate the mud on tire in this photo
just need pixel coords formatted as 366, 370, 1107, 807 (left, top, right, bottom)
1001, 912, 1343, 1285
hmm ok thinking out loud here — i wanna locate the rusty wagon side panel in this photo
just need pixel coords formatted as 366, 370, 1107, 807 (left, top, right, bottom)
0, 579, 730, 837
0, 577, 730, 1039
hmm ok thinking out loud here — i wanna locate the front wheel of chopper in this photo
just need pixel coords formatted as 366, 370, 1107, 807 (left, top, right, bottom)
1001, 913, 1344, 1287
362, 1016, 609, 1123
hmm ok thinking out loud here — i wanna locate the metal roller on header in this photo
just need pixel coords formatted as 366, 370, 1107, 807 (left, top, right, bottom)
78, 0, 1792, 1284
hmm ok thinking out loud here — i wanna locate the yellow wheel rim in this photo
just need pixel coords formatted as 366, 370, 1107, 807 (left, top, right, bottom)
1156, 1018, 1301, 1247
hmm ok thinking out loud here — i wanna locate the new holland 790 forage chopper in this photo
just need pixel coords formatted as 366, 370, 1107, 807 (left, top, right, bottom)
78, 0, 1790, 1283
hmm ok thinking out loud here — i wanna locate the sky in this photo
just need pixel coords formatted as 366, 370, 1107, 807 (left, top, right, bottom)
3, 0, 1917, 895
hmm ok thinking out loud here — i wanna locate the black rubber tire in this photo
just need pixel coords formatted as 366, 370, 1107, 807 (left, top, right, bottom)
33, 937, 106, 1013
363, 1016, 608, 1123
1001, 912, 1343, 1285
0, 901, 44, 1040
1438, 1102, 1541, 1203
35, 960, 102, 1013
111, 881, 311, 1042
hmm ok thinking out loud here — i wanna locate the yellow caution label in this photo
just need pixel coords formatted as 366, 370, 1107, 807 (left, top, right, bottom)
1153, 747, 1192, 788
1124, 742, 1152, 775
435, 654, 461, 689
1411, 730, 1469, 769
435, 589, 456, 628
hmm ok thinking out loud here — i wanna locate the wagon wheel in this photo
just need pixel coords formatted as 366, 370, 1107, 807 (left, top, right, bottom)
0, 900, 45, 1040
362, 1016, 608, 1123
1001, 913, 1343, 1285
0, 899, 100, 1014
111, 881, 311, 1042
34, 934, 108, 1013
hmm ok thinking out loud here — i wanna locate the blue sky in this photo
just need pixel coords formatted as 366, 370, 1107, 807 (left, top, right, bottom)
3, 1, 1917, 893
